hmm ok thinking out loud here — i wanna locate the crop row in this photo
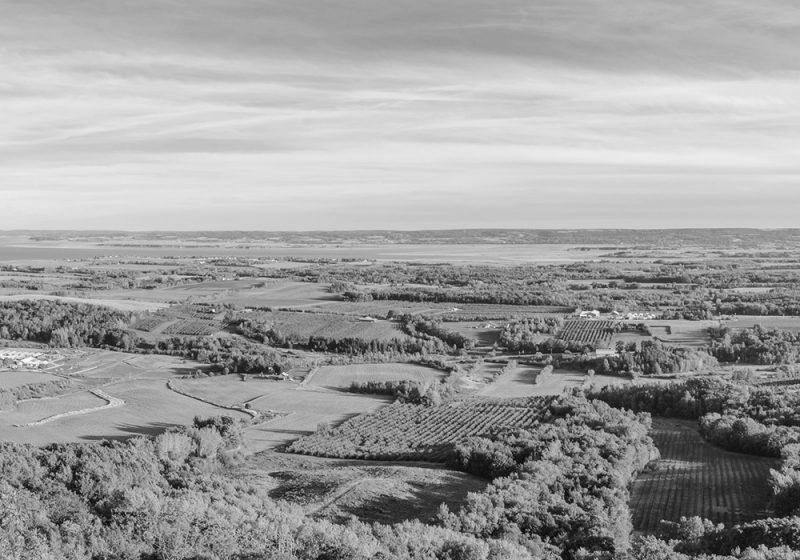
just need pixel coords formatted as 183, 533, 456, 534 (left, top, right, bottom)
163, 319, 221, 336
288, 396, 553, 462
131, 315, 168, 332
630, 419, 776, 531
557, 320, 616, 345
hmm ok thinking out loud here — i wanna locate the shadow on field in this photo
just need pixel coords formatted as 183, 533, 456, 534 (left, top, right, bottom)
335, 470, 486, 525
79, 421, 182, 441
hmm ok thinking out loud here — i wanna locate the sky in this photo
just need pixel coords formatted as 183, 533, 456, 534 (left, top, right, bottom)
2, 0, 800, 230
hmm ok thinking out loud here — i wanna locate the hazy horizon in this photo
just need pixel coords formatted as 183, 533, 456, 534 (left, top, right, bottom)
3, 1, 799, 229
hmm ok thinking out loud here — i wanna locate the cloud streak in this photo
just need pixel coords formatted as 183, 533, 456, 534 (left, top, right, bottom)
1, 0, 799, 229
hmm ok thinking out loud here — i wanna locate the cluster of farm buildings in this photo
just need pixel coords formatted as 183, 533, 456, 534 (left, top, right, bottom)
576, 309, 657, 320
0, 349, 54, 370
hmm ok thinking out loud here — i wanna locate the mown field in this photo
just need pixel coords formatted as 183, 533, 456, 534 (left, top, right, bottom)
0, 350, 250, 445
630, 418, 777, 531
726, 315, 800, 331
0, 370, 61, 389
167, 374, 390, 452
645, 320, 715, 347
305, 363, 445, 391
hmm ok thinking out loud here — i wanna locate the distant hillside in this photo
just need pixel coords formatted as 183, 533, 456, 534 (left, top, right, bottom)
4, 228, 800, 249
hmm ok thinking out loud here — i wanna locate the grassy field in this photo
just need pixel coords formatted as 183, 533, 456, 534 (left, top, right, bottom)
6, 390, 106, 425
215, 280, 338, 308
169, 375, 287, 409
242, 454, 488, 525
478, 366, 628, 398
646, 320, 716, 347
305, 363, 445, 391
442, 322, 503, 346
0, 350, 247, 445
168, 374, 391, 452
726, 315, 800, 331
630, 418, 777, 532
246, 310, 410, 342
0, 370, 60, 389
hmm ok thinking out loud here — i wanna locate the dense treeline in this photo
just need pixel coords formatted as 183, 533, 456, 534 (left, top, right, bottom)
399, 314, 474, 350
589, 376, 800, 457
235, 314, 465, 356
592, 378, 800, 559
709, 325, 800, 365
318, 258, 800, 319
290, 395, 655, 558
499, 316, 564, 352
441, 397, 657, 558
153, 335, 296, 374
0, 300, 301, 374
578, 341, 718, 376
348, 378, 454, 405
0, 300, 131, 347
0, 379, 73, 411
0, 416, 544, 560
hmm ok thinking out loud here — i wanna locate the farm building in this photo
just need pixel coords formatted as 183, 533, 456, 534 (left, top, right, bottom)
0, 349, 54, 369
595, 348, 617, 357
579, 310, 601, 319
625, 312, 657, 320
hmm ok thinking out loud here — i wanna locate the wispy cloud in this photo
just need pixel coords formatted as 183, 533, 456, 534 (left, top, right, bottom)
1, 0, 799, 228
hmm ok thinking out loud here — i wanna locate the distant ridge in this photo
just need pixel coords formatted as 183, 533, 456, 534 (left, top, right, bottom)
3, 229, 800, 248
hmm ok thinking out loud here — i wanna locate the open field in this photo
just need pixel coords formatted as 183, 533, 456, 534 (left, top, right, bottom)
5, 390, 106, 426
245, 310, 409, 342
630, 418, 777, 532
216, 280, 339, 308
479, 365, 630, 398
645, 320, 716, 347
305, 363, 445, 391
0, 241, 618, 266
237, 453, 488, 525
0, 350, 251, 445
442, 322, 503, 346
167, 374, 390, 451
169, 375, 292, 409
725, 315, 800, 331
0, 370, 60, 389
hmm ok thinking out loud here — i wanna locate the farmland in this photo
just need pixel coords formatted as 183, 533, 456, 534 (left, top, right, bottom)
477, 364, 628, 398
236, 452, 488, 525
305, 362, 445, 391
240, 310, 410, 342
0, 370, 60, 389
5, 230, 800, 559
630, 418, 777, 531
557, 319, 617, 347
168, 374, 391, 451
162, 318, 221, 335
0, 350, 254, 445
288, 397, 552, 461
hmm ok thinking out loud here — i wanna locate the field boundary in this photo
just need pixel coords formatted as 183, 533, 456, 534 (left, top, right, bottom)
166, 378, 259, 418
19, 389, 124, 427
